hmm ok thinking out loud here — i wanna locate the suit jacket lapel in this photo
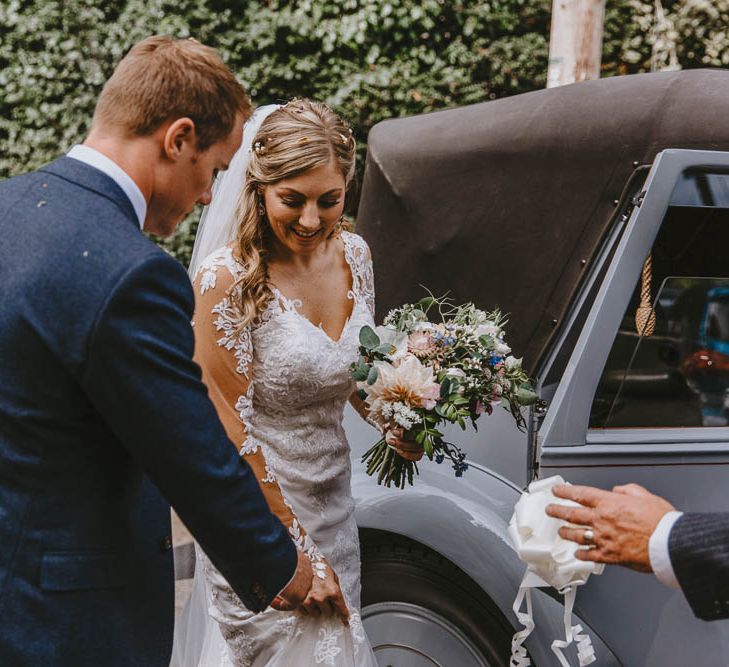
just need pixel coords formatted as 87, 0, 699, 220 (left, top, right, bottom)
40, 156, 141, 230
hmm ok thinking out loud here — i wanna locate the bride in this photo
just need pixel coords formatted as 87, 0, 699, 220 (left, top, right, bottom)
172, 99, 421, 666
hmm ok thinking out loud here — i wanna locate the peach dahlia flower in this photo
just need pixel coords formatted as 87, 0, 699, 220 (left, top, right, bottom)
361, 354, 441, 425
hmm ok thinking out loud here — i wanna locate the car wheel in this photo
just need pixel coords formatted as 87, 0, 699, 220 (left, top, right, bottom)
360, 530, 514, 667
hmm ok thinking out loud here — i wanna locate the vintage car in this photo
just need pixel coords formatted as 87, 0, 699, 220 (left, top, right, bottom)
346, 68, 729, 666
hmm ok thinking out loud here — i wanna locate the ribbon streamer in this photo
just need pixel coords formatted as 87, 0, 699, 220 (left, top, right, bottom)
510, 586, 534, 667
551, 586, 596, 667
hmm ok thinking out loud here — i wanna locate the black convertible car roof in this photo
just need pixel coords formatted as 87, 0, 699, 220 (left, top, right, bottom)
356, 69, 729, 373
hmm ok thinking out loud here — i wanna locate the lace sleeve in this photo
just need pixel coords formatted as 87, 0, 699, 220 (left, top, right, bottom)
192, 248, 326, 585
343, 231, 375, 319
362, 243, 375, 320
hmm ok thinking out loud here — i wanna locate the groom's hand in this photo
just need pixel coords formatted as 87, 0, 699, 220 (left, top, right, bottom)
272, 550, 313, 611
546, 483, 676, 572
386, 426, 424, 462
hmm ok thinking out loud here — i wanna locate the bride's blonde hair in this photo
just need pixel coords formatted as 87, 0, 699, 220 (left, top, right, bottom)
232, 99, 356, 328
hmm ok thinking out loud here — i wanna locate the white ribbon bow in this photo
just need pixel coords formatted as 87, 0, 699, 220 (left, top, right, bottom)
508, 476, 604, 667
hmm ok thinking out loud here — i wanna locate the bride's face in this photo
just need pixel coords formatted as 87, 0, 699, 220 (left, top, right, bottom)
263, 160, 345, 256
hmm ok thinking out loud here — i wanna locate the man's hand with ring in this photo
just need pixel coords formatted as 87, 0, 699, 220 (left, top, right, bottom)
546, 482, 676, 572
385, 426, 424, 462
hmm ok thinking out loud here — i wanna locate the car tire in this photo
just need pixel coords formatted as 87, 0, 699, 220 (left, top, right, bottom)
360, 529, 515, 667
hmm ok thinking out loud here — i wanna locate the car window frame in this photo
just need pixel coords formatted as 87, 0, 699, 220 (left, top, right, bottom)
539, 149, 729, 449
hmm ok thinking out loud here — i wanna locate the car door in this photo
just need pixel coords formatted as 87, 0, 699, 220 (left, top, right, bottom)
537, 149, 729, 666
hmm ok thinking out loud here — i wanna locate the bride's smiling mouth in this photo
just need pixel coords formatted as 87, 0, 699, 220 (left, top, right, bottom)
291, 227, 321, 239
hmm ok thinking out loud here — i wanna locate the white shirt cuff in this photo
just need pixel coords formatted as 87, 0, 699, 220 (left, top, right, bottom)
649, 510, 683, 590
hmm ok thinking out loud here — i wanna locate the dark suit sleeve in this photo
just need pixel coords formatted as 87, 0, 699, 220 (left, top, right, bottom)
668, 512, 729, 621
80, 252, 296, 612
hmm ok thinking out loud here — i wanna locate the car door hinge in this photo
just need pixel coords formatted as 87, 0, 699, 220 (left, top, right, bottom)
631, 190, 647, 208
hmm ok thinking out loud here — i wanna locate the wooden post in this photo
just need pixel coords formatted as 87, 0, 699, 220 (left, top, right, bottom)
547, 0, 607, 88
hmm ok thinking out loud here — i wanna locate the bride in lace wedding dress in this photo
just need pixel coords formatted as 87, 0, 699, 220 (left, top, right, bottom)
172, 101, 420, 667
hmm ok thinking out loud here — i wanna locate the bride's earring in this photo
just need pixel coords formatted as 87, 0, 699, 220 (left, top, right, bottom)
257, 197, 266, 218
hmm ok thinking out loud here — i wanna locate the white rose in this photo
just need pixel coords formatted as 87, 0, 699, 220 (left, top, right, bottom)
505, 356, 522, 370
475, 322, 500, 338
375, 325, 409, 360
495, 340, 511, 355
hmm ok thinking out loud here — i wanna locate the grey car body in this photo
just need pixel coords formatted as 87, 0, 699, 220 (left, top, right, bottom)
349, 69, 729, 666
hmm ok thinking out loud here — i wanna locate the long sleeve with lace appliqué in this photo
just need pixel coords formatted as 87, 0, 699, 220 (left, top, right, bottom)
344, 234, 378, 427
192, 247, 326, 581
343, 232, 375, 321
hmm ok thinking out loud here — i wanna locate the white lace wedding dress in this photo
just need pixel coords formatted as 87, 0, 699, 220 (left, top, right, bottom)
172, 231, 378, 667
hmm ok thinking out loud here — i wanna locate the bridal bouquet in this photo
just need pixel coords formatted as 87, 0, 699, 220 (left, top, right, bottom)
351, 295, 538, 488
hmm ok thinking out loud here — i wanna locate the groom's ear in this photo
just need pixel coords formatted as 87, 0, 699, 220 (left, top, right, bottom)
163, 117, 197, 161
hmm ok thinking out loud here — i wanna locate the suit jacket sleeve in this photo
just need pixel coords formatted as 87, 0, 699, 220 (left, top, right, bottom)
668, 512, 729, 620
80, 251, 297, 612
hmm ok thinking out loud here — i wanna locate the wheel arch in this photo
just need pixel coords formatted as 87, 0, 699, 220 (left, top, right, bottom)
353, 466, 623, 666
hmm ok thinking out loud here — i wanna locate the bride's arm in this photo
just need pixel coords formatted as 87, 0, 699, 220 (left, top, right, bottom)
348, 391, 382, 431
347, 236, 423, 461
192, 260, 327, 584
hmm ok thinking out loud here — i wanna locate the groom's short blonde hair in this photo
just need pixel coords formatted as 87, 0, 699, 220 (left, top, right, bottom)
94, 35, 251, 150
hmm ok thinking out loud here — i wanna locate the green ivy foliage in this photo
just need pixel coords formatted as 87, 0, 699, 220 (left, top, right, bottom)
1, 0, 726, 266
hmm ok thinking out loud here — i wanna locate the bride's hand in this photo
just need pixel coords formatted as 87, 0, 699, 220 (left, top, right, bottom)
386, 426, 424, 462
272, 550, 313, 611
300, 560, 350, 625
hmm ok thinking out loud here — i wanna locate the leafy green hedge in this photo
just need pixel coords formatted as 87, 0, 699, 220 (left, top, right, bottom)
1, 0, 726, 266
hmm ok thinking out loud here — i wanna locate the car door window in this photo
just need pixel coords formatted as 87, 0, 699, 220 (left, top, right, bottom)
590, 186, 729, 429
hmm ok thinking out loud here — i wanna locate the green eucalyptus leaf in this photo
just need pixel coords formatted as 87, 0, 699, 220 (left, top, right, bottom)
516, 386, 538, 406
374, 343, 394, 355
367, 365, 379, 385
415, 296, 436, 310
440, 378, 452, 400
359, 325, 380, 350
424, 439, 434, 457
478, 335, 494, 349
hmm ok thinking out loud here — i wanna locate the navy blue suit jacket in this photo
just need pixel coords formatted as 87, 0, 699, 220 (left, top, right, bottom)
669, 512, 729, 621
0, 157, 296, 665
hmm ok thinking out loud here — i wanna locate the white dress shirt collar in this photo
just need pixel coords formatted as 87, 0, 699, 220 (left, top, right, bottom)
67, 144, 147, 230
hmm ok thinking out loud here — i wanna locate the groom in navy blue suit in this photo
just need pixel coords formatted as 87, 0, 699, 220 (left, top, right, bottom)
0, 36, 312, 665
